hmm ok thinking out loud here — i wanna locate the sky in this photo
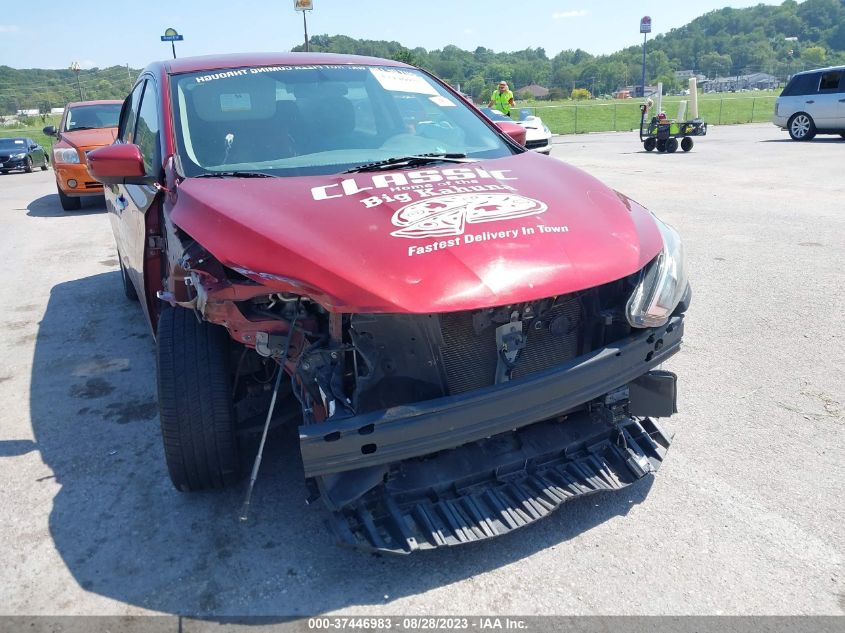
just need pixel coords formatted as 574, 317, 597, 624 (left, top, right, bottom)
0, 0, 789, 70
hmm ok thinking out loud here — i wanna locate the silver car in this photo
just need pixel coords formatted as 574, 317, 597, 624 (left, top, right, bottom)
773, 65, 845, 141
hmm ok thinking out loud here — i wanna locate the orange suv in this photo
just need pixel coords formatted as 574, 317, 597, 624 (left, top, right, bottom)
43, 100, 122, 210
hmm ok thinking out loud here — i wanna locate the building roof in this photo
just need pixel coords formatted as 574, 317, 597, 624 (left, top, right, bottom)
516, 84, 550, 97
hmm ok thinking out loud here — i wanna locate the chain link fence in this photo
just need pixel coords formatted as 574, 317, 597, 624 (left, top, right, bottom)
522, 96, 778, 135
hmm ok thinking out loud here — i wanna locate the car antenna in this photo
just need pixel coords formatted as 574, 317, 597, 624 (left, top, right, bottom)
239, 307, 299, 522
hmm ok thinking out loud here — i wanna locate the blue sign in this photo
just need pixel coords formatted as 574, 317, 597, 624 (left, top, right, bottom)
161, 34, 184, 41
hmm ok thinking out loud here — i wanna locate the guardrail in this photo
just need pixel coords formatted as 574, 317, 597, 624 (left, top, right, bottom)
522, 96, 777, 135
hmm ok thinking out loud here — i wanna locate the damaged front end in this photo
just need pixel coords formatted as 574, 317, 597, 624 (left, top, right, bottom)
295, 277, 684, 553
173, 242, 685, 552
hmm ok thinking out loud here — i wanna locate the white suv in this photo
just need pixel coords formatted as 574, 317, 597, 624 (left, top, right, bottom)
773, 65, 845, 141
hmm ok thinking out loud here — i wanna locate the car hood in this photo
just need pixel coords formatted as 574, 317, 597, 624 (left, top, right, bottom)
58, 127, 117, 150
171, 152, 663, 312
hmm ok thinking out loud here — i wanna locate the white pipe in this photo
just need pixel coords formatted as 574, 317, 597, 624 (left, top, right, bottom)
656, 82, 663, 115
677, 100, 687, 122
689, 77, 699, 119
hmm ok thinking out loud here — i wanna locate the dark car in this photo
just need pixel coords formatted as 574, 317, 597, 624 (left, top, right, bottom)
0, 137, 49, 173
88, 52, 689, 553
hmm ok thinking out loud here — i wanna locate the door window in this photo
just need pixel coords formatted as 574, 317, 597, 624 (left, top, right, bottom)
818, 70, 843, 93
119, 82, 145, 144
135, 82, 161, 176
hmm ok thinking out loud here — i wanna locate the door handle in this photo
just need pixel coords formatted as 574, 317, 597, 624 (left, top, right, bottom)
805, 100, 814, 104
114, 194, 128, 212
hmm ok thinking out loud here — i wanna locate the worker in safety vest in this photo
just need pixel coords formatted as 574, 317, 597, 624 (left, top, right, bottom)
488, 81, 515, 116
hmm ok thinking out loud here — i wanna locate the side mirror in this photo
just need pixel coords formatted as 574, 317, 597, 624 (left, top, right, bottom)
87, 144, 154, 186
495, 121, 527, 146
42, 126, 57, 137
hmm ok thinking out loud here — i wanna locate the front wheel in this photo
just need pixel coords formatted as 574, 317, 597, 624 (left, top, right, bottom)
788, 113, 816, 141
57, 185, 81, 211
681, 137, 694, 152
157, 307, 240, 492
643, 137, 656, 151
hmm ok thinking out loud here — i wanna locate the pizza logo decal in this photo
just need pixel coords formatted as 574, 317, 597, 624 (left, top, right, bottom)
390, 193, 548, 239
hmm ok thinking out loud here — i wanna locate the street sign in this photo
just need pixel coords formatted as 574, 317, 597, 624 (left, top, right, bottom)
161, 28, 183, 42
640, 16, 652, 34
294, 0, 313, 10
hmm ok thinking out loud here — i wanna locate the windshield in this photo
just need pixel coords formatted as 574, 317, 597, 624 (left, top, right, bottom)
170, 64, 516, 177
0, 138, 28, 150
63, 104, 121, 131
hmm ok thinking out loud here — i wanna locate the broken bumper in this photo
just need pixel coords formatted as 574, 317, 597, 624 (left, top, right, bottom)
299, 316, 684, 478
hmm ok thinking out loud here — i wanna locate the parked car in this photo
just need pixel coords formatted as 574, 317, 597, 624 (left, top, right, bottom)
773, 65, 845, 140
43, 100, 122, 210
480, 106, 553, 154
0, 137, 49, 173
89, 52, 690, 553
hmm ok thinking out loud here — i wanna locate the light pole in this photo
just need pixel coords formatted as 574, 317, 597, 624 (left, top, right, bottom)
640, 16, 651, 98
294, 0, 313, 52
70, 62, 83, 100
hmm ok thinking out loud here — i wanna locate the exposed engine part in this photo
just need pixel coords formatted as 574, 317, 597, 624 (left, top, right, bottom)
494, 313, 525, 384
239, 306, 300, 522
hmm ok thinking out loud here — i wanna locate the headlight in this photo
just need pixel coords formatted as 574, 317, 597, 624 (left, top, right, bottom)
626, 216, 689, 328
12, 152, 26, 159
54, 148, 80, 164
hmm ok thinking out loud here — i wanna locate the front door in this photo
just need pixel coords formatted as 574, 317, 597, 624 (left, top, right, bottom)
109, 77, 162, 329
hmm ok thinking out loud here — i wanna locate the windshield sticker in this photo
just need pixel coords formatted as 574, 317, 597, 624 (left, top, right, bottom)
194, 65, 371, 83
429, 95, 456, 107
391, 193, 547, 239
220, 93, 252, 112
370, 68, 438, 95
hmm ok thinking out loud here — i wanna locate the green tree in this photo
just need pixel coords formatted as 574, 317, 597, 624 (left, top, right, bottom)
802, 46, 827, 66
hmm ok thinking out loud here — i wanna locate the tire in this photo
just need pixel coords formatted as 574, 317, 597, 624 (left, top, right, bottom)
666, 138, 679, 153
157, 307, 240, 492
643, 137, 656, 151
40, 155, 49, 171
24, 156, 33, 173
57, 185, 81, 211
681, 137, 694, 152
788, 113, 816, 141
656, 139, 667, 153
119, 256, 138, 301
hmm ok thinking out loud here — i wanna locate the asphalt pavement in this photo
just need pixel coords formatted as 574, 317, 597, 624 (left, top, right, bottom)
0, 123, 842, 616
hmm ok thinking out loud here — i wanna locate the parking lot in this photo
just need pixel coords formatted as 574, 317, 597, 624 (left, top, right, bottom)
0, 123, 842, 617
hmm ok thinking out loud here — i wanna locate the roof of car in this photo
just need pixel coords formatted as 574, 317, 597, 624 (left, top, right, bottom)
65, 100, 123, 108
793, 64, 845, 75
161, 52, 411, 75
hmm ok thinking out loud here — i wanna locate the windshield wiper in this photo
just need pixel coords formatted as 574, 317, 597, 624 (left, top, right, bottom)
342, 153, 473, 173
194, 171, 276, 179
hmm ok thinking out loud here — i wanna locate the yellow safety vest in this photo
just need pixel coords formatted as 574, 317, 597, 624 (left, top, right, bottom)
491, 89, 513, 115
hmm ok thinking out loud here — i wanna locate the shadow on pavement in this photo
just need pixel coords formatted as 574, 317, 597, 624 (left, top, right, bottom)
26, 193, 106, 218
30, 271, 654, 617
